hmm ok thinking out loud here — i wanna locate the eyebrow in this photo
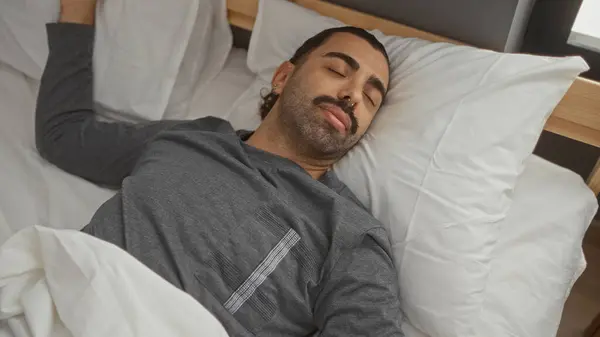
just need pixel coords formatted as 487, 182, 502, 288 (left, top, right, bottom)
323, 51, 388, 100
324, 52, 360, 70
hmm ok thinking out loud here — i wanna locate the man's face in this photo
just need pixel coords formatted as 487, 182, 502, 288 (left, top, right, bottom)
276, 32, 390, 159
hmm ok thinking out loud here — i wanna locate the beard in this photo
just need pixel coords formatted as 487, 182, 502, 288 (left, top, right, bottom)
278, 73, 362, 160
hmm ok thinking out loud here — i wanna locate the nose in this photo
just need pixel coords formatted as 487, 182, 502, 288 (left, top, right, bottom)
337, 82, 362, 108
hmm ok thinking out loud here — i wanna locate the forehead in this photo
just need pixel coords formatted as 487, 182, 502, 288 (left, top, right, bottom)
310, 32, 389, 85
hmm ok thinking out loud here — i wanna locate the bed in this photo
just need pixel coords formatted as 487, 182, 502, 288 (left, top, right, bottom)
0, 0, 599, 336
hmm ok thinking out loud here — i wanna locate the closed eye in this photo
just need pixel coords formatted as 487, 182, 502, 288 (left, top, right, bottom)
363, 92, 375, 106
327, 67, 346, 77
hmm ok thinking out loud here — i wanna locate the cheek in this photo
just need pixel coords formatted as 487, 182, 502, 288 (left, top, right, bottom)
355, 108, 376, 133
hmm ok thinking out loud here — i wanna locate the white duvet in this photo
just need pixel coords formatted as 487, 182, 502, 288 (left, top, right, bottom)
0, 226, 230, 337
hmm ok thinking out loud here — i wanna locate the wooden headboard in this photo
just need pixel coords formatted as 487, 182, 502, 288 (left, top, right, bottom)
226, 0, 600, 194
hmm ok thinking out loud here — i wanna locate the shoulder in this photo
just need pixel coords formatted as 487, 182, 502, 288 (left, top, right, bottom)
169, 116, 236, 134
321, 172, 390, 242
321, 171, 369, 211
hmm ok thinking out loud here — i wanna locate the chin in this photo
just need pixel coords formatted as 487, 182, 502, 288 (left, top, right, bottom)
306, 134, 352, 158
293, 113, 353, 157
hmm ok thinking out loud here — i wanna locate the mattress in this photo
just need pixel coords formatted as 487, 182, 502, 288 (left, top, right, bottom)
0, 48, 596, 337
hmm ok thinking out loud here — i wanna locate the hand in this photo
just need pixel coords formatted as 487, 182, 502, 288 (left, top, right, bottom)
59, 0, 98, 25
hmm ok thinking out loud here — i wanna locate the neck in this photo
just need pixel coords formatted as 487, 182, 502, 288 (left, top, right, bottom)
246, 118, 333, 180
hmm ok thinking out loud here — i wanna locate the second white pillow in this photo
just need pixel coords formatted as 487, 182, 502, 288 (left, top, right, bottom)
0, 0, 232, 121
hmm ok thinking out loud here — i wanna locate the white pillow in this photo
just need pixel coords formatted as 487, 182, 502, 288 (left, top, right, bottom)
474, 155, 596, 337
401, 155, 597, 337
0, 0, 231, 120
241, 1, 589, 336
161, 0, 233, 118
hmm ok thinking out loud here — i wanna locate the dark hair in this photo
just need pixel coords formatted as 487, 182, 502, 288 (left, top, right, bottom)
259, 26, 389, 120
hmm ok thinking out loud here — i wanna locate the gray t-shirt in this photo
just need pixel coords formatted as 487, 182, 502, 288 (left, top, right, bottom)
36, 23, 404, 337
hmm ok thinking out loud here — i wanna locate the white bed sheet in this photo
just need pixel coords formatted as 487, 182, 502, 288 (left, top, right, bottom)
0, 49, 596, 337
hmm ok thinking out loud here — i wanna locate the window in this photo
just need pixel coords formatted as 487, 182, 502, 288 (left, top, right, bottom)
568, 0, 600, 52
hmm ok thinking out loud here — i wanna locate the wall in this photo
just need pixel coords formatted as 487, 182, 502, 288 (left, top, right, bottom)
233, 0, 537, 51
326, 0, 536, 51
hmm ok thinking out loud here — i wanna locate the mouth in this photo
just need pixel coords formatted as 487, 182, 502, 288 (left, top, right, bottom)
319, 103, 351, 134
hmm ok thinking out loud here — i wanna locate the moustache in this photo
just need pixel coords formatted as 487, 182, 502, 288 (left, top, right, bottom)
312, 96, 358, 135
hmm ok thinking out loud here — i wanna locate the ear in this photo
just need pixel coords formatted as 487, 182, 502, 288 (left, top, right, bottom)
271, 61, 295, 94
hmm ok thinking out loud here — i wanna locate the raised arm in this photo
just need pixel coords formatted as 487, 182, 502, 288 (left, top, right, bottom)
36, 0, 179, 188
314, 228, 405, 337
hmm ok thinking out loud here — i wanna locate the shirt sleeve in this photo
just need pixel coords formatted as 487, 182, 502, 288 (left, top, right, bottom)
35, 22, 180, 188
314, 228, 405, 337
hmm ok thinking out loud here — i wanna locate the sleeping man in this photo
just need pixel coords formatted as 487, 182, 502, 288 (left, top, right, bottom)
36, 0, 404, 336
